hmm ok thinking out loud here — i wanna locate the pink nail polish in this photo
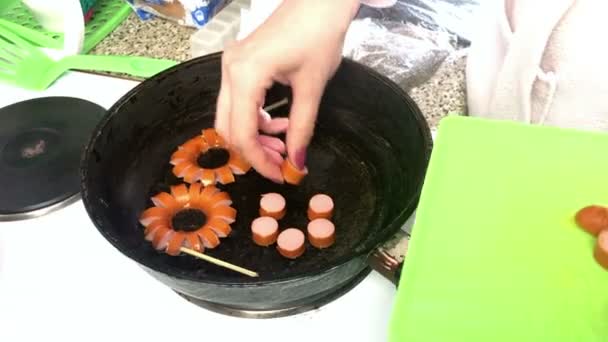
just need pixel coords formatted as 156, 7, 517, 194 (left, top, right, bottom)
293, 148, 307, 170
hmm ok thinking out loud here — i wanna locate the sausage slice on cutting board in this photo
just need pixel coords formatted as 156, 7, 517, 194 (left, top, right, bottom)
594, 229, 608, 270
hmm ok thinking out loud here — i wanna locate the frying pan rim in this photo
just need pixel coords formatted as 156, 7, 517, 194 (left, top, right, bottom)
79, 52, 433, 286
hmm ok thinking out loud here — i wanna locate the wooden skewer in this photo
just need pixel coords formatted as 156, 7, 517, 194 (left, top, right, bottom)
263, 98, 289, 112
179, 247, 259, 278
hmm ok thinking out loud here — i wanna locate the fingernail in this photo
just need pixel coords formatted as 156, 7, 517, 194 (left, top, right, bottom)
293, 148, 307, 170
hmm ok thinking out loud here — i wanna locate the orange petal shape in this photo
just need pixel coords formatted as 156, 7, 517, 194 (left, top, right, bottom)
209, 191, 232, 208
215, 165, 235, 185
202, 128, 219, 146
172, 162, 193, 178
199, 168, 216, 186
211, 205, 237, 224
144, 220, 170, 240
207, 217, 232, 238
188, 182, 203, 207
166, 232, 186, 256
170, 149, 196, 166
184, 232, 203, 252
170, 184, 190, 205
198, 226, 220, 248
152, 226, 171, 249
227, 151, 251, 175
139, 206, 171, 226
197, 185, 219, 210
183, 166, 203, 184
180, 136, 206, 155
151, 192, 181, 212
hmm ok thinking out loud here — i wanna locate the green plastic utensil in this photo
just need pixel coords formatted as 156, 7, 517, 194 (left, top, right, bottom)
0, 22, 178, 90
0, 0, 131, 53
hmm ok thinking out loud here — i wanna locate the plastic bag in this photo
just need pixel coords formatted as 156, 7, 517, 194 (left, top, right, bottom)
357, 0, 481, 45
342, 18, 456, 90
125, 0, 230, 28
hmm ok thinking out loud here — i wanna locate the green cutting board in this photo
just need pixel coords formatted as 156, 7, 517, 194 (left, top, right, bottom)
389, 115, 608, 342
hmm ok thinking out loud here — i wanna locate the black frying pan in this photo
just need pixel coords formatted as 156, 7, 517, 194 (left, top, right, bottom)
80, 52, 432, 313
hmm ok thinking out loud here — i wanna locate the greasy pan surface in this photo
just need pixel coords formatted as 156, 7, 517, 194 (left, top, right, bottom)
81, 52, 432, 285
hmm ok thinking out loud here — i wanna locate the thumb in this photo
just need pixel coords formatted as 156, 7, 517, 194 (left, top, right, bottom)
286, 75, 325, 170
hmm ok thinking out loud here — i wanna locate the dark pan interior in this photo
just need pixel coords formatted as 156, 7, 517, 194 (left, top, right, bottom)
81, 53, 432, 284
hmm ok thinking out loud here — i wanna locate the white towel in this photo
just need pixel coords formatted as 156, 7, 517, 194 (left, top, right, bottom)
466, 0, 608, 132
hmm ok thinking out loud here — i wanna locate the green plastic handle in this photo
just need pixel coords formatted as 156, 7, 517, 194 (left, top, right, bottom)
57, 54, 179, 78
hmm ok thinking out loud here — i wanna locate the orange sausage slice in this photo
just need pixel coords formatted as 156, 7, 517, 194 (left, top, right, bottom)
172, 162, 193, 178
215, 165, 235, 185
197, 185, 219, 210
152, 227, 173, 250
198, 226, 220, 249
170, 149, 196, 165
150, 192, 181, 212
139, 206, 171, 226
575, 205, 608, 236
259, 193, 286, 220
594, 230, 608, 270
281, 158, 308, 185
199, 168, 216, 186
180, 136, 206, 154
277, 228, 306, 259
184, 233, 204, 253
212, 205, 237, 224
207, 217, 232, 238
307, 218, 335, 249
202, 128, 220, 146
188, 182, 202, 207
170, 184, 190, 205
144, 220, 169, 240
209, 191, 232, 208
228, 151, 251, 175
183, 166, 203, 184
251, 216, 279, 247
307, 194, 334, 220
166, 232, 186, 256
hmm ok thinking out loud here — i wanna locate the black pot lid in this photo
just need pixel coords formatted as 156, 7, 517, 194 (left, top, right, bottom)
0, 97, 106, 221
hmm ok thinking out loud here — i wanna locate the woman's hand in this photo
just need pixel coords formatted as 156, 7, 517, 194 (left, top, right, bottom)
215, 0, 360, 182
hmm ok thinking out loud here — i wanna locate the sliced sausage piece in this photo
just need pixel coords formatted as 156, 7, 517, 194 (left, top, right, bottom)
277, 228, 305, 259
172, 162, 193, 178
183, 166, 203, 184
308, 194, 334, 220
197, 226, 220, 248
215, 165, 236, 184
184, 233, 203, 253
207, 217, 232, 237
259, 193, 286, 220
251, 216, 279, 246
212, 205, 237, 224
575, 205, 608, 236
188, 182, 203, 207
150, 192, 181, 212
170, 184, 190, 205
281, 158, 308, 185
307, 218, 335, 249
199, 168, 216, 186
166, 232, 186, 256
594, 230, 608, 270
139, 206, 171, 226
